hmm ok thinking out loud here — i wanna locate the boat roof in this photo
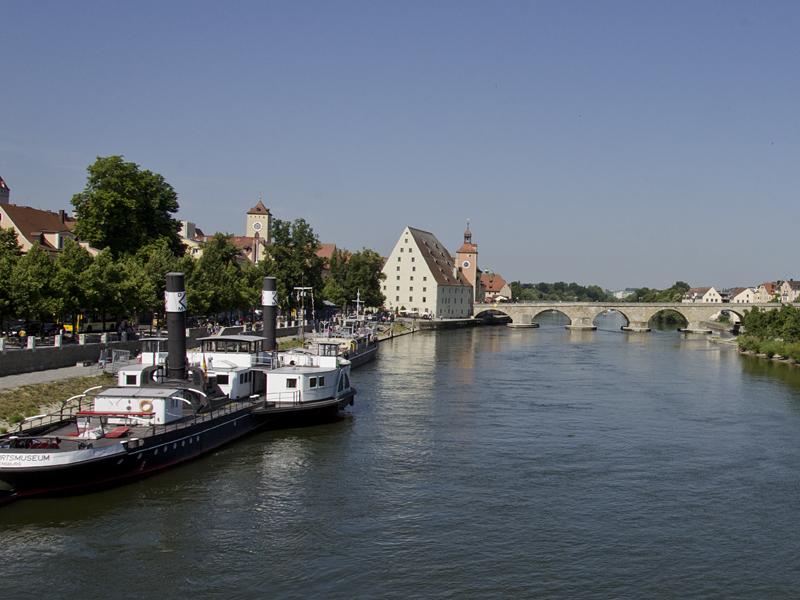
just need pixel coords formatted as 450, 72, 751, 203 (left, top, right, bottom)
96, 387, 182, 398
271, 366, 339, 375
197, 334, 265, 342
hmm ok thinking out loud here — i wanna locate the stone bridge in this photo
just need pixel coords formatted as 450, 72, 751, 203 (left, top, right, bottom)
473, 302, 783, 333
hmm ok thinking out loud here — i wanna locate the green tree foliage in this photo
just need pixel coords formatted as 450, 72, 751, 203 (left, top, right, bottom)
322, 248, 385, 309
10, 245, 58, 323
53, 239, 93, 328
0, 229, 22, 323
71, 155, 183, 257
83, 249, 128, 321
188, 234, 250, 315
509, 281, 613, 302
129, 238, 181, 314
743, 306, 800, 343
258, 219, 324, 312
624, 281, 690, 303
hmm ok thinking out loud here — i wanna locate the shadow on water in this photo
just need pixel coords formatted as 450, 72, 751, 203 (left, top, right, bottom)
739, 354, 800, 392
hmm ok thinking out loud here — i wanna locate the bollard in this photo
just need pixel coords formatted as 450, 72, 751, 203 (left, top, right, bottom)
0, 338, 5, 352
101, 333, 109, 344
79, 334, 86, 345
27, 336, 36, 350
54, 334, 63, 348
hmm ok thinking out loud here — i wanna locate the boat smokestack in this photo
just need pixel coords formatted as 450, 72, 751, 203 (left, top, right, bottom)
262, 277, 277, 351
165, 272, 188, 380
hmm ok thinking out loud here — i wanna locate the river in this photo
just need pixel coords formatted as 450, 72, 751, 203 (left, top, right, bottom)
3, 312, 800, 598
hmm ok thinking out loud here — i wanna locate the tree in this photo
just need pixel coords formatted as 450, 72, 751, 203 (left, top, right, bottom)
258, 219, 324, 313
0, 229, 22, 325
53, 239, 94, 329
10, 245, 58, 324
83, 249, 126, 325
71, 155, 183, 257
188, 234, 250, 316
342, 249, 385, 309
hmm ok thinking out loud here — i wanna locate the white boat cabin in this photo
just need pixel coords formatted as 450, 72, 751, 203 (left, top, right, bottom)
91, 388, 188, 426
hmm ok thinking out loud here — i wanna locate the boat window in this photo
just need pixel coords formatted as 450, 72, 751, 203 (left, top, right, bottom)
319, 376, 325, 386
126, 374, 137, 385
217, 374, 229, 385
286, 378, 297, 389
310, 377, 317, 388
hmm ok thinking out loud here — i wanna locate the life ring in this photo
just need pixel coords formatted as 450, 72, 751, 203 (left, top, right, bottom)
140, 400, 154, 414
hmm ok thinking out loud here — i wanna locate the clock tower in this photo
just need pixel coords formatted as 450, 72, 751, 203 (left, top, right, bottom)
455, 221, 481, 302
246, 198, 272, 244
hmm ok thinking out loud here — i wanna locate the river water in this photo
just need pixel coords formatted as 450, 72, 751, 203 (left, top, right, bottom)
3, 313, 800, 598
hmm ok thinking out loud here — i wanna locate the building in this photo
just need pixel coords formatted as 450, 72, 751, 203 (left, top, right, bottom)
243, 199, 271, 263
755, 282, 779, 303
381, 226, 473, 318
727, 287, 756, 304
481, 272, 512, 302
0, 203, 97, 255
179, 220, 206, 258
780, 280, 800, 304
682, 286, 723, 303
0, 176, 9, 205
612, 288, 637, 300
454, 222, 483, 302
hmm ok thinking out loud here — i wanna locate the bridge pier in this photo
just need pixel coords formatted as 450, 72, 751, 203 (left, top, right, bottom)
622, 321, 651, 333
565, 317, 596, 331
681, 321, 712, 334
507, 313, 539, 328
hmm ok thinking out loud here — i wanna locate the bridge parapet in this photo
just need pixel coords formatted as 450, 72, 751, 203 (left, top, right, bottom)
474, 302, 785, 332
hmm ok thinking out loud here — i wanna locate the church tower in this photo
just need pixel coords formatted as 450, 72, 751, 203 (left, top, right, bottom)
245, 196, 272, 264
0, 176, 10, 205
455, 221, 481, 302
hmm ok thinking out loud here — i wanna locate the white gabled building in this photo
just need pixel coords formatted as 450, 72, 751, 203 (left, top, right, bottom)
727, 287, 756, 304
682, 286, 723, 303
381, 226, 473, 318
780, 280, 800, 304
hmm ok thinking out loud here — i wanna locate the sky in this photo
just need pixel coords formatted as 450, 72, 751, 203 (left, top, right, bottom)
2, 0, 799, 290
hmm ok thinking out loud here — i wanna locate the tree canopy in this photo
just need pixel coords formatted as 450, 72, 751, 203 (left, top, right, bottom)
71, 155, 183, 257
258, 218, 324, 312
509, 281, 613, 302
323, 248, 385, 310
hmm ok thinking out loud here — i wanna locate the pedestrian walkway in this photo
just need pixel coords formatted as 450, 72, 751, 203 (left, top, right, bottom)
0, 364, 107, 391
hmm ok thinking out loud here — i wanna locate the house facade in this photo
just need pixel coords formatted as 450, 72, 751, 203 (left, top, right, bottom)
755, 282, 779, 303
454, 223, 483, 303
682, 286, 723, 303
381, 226, 473, 318
481, 272, 512, 302
780, 280, 800, 304
0, 203, 97, 255
728, 287, 756, 304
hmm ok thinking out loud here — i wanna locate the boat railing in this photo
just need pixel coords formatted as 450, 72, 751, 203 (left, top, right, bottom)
11, 395, 93, 434
264, 391, 302, 406
143, 398, 258, 436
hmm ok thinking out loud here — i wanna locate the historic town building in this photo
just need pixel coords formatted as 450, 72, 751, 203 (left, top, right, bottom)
727, 287, 757, 304
381, 226, 473, 318
454, 222, 483, 302
0, 176, 9, 205
780, 280, 800, 304
481, 272, 512, 302
682, 287, 723, 303
0, 203, 97, 255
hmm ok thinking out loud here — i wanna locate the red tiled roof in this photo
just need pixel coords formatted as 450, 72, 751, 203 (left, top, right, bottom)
408, 226, 471, 287
247, 200, 270, 215
457, 242, 478, 254
760, 282, 777, 294
480, 272, 508, 293
0, 203, 75, 247
317, 243, 336, 261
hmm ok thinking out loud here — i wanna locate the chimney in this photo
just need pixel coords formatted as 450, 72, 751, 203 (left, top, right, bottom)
59, 209, 66, 224
262, 277, 277, 351
165, 272, 187, 380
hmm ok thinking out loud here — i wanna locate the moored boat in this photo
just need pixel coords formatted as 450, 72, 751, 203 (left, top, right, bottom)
0, 275, 355, 501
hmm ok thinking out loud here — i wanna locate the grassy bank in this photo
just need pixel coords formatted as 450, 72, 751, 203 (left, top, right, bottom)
738, 336, 800, 360
0, 373, 114, 432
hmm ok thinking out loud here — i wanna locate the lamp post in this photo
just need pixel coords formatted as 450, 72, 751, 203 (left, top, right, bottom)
294, 287, 313, 342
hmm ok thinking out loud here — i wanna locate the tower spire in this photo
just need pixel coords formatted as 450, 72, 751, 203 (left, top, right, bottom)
464, 219, 472, 244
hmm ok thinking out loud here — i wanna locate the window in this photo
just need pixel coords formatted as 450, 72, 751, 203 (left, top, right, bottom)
412, 266, 416, 271
396, 266, 400, 271
400, 248, 404, 252
396, 296, 399, 301
409, 286, 413, 291
396, 286, 400, 291
286, 378, 297, 389
409, 296, 413, 302
396, 276, 400, 280
422, 297, 426, 303
411, 257, 415, 262
310, 377, 317, 388
423, 276, 427, 281
217, 374, 230, 385
397, 256, 401, 262
410, 276, 414, 281
319, 376, 325, 386
423, 287, 426, 292
126, 374, 137, 385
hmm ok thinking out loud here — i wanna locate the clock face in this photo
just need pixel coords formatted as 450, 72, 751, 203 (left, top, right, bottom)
462, 260, 470, 269
252, 221, 263, 232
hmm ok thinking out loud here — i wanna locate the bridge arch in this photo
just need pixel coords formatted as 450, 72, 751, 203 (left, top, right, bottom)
593, 308, 631, 328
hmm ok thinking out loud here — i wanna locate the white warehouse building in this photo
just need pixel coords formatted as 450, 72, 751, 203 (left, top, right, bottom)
381, 226, 473, 318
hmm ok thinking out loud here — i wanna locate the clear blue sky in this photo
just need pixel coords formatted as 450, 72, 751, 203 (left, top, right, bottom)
2, 1, 798, 289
